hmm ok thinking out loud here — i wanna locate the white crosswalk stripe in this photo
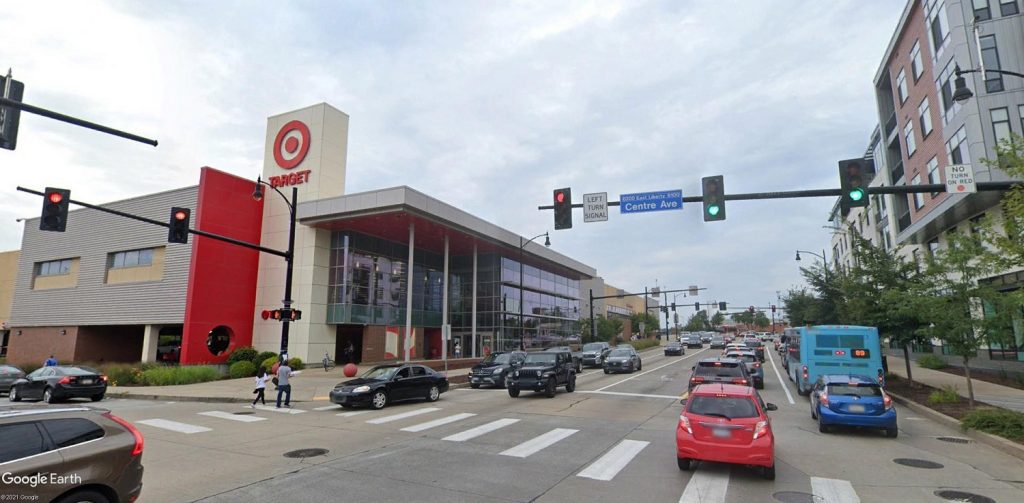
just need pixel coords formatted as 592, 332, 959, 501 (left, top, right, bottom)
811, 477, 860, 503
313, 405, 341, 411
577, 439, 650, 481
337, 410, 370, 418
678, 465, 730, 503
366, 407, 441, 425
500, 428, 578, 458
198, 411, 267, 423
400, 413, 476, 432
443, 418, 520, 442
137, 419, 211, 434
254, 404, 306, 414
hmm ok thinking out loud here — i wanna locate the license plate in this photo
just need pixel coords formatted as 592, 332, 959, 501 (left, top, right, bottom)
848, 404, 865, 413
712, 428, 732, 438
80, 379, 93, 385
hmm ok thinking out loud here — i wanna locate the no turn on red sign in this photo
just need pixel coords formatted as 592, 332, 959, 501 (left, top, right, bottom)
944, 164, 977, 194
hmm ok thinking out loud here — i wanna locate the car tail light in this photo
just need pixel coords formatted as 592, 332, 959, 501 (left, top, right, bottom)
690, 376, 704, 384
819, 390, 829, 407
58, 376, 72, 385
679, 415, 693, 434
877, 369, 885, 386
754, 362, 761, 368
801, 365, 808, 380
105, 412, 144, 457
101, 375, 108, 382
752, 420, 770, 440
731, 378, 748, 385
883, 392, 893, 410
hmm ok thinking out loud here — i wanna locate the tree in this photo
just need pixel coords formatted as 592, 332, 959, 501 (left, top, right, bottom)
630, 311, 660, 337
710, 311, 725, 328
684, 310, 710, 331
753, 311, 770, 329
977, 133, 1024, 272
782, 288, 820, 327
799, 263, 843, 324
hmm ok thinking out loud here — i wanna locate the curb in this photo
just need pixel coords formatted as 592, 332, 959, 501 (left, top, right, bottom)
888, 391, 1024, 462
107, 379, 476, 404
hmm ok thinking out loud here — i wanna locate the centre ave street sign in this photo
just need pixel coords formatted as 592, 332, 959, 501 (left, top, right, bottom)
619, 190, 683, 214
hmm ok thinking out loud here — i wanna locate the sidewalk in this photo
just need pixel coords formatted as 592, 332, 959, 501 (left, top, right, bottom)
887, 355, 1024, 413
106, 362, 473, 404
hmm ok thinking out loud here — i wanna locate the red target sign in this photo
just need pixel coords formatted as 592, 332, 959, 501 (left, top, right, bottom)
273, 120, 311, 169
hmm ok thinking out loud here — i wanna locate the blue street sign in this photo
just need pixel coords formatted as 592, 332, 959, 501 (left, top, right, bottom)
619, 190, 684, 214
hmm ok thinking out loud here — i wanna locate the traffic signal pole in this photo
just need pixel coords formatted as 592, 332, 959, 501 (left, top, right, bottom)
1, 95, 157, 147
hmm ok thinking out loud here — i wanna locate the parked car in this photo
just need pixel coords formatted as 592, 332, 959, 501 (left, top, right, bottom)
8, 366, 108, 404
810, 374, 898, 438
469, 351, 526, 389
508, 350, 576, 398
548, 346, 583, 373
329, 364, 449, 410
677, 383, 777, 479
604, 347, 642, 374
709, 336, 726, 349
0, 365, 26, 395
687, 358, 752, 391
579, 342, 613, 368
0, 404, 144, 503
664, 342, 685, 357
725, 350, 764, 389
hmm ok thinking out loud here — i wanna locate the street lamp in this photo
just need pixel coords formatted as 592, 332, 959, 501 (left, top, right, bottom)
252, 177, 298, 358
953, 65, 1024, 103
795, 249, 829, 280
519, 232, 550, 351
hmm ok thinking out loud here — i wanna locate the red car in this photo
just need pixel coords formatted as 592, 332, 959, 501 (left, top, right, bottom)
676, 383, 778, 479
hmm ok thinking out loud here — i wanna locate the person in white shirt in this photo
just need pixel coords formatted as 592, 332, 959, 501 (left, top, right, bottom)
251, 367, 268, 408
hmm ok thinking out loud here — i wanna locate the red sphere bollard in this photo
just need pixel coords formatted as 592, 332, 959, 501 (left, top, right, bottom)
343, 363, 358, 377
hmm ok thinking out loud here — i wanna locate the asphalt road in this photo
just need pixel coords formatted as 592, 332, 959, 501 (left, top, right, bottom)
91, 346, 1024, 503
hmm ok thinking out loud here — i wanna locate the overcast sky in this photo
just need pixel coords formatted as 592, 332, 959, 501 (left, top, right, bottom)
0, 0, 904, 319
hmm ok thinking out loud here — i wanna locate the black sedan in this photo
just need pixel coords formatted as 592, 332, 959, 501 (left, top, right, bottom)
330, 364, 450, 410
469, 351, 526, 389
603, 348, 642, 374
0, 364, 25, 394
664, 342, 685, 356
8, 365, 107, 403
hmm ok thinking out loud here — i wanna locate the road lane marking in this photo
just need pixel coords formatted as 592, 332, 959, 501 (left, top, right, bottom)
578, 390, 680, 400
254, 404, 307, 414
577, 439, 649, 481
811, 477, 860, 503
366, 407, 441, 424
401, 412, 477, 432
500, 428, 578, 458
443, 418, 520, 442
198, 411, 267, 423
596, 349, 707, 391
137, 419, 211, 434
678, 464, 730, 502
337, 410, 370, 418
313, 405, 340, 411
765, 348, 795, 405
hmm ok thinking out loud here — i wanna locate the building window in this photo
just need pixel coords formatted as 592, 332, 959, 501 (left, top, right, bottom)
912, 175, 925, 209
1000, 0, 1019, 16
904, 121, 917, 157
896, 69, 908, 104
974, 0, 992, 21
937, 59, 960, 123
991, 107, 1012, 147
1019, 105, 1024, 132
980, 36, 1004, 93
111, 248, 155, 269
928, 238, 940, 257
37, 259, 71, 277
927, 157, 941, 196
910, 41, 923, 81
927, 1, 950, 57
919, 97, 933, 137
946, 125, 967, 164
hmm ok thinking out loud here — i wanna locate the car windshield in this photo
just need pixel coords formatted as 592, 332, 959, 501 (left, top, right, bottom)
695, 362, 743, 377
59, 366, 99, 376
668, 343, 681, 347
582, 343, 604, 351
827, 383, 882, 397
482, 353, 511, 364
687, 396, 759, 419
524, 353, 557, 365
609, 349, 631, 357
362, 366, 400, 380
726, 353, 758, 363
0, 366, 20, 374
745, 340, 761, 348
711, 337, 724, 341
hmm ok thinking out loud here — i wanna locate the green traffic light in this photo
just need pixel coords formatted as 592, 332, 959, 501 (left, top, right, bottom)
707, 205, 720, 216
849, 188, 865, 201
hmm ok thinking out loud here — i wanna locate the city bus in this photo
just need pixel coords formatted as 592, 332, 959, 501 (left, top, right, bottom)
785, 325, 884, 396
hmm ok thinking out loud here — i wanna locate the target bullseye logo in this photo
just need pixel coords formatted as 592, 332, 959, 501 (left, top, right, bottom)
273, 120, 311, 169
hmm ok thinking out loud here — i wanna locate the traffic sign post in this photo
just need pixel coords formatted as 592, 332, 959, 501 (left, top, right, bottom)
583, 192, 608, 222
619, 190, 683, 214
945, 164, 977, 194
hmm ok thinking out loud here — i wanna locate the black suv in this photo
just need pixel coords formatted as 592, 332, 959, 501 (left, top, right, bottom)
469, 351, 526, 389
687, 358, 753, 391
508, 350, 576, 398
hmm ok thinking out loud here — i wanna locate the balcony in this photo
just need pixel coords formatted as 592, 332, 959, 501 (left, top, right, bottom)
897, 211, 912, 232
884, 112, 897, 138
890, 161, 904, 184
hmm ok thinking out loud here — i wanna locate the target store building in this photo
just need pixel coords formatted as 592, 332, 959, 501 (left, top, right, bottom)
4, 104, 595, 366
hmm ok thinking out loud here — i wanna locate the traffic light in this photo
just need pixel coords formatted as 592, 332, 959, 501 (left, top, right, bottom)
718, 302, 727, 311
0, 73, 25, 151
39, 187, 70, 232
671, 302, 676, 312
838, 158, 871, 211
702, 175, 725, 222
694, 302, 700, 312
270, 308, 302, 321
553, 188, 572, 230
771, 305, 776, 314
749, 306, 756, 314
168, 207, 191, 244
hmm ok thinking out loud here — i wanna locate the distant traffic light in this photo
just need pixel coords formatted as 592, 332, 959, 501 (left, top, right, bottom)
39, 187, 70, 232
702, 175, 725, 222
771, 305, 776, 314
838, 158, 871, 211
694, 302, 700, 312
718, 302, 727, 311
168, 207, 190, 244
269, 308, 301, 321
0, 72, 25, 151
553, 188, 572, 230
671, 302, 676, 312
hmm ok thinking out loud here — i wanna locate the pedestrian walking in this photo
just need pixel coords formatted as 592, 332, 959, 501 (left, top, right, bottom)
43, 355, 58, 367
344, 341, 355, 363
251, 367, 268, 408
276, 359, 295, 408
453, 340, 461, 359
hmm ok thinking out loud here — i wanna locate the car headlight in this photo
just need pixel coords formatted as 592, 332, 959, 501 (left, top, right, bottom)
536, 370, 542, 377
514, 370, 519, 377
492, 367, 504, 375
353, 385, 371, 393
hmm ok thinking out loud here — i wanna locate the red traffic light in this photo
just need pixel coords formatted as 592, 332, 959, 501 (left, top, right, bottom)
48, 192, 64, 204
174, 210, 188, 221
555, 191, 565, 204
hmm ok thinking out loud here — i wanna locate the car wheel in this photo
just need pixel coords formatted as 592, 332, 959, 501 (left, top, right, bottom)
565, 376, 576, 393
545, 378, 556, 398
470, 383, 480, 389
91, 393, 104, 402
637, 361, 642, 371
885, 427, 899, 438
818, 417, 830, 433
603, 368, 610, 374
43, 387, 56, 404
8, 386, 20, 402
677, 457, 692, 471
426, 385, 440, 402
811, 403, 818, 420
496, 373, 507, 389
508, 387, 520, 398
54, 489, 110, 503
340, 404, 354, 409
755, 380, 763, 390
762, 464, 776, 480
371, 390, 388, 410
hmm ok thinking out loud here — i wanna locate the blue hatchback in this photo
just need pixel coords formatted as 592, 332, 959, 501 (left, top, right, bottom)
810, 374, 897, 438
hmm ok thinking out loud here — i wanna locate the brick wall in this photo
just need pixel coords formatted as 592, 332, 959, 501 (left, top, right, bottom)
5, 327, 76, 366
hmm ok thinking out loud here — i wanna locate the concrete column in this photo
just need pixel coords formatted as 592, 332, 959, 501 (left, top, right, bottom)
471, 243, 478, 358
442, 234, 449, 362
141, 325, 160, 363
404, 222, 415, 362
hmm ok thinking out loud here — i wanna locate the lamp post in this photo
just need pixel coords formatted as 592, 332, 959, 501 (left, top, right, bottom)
795, 249, 828, 281
953, 65, 1024, 103
519, 232, 550, 351
252, 178, 298, 358
671, 292, 686, 340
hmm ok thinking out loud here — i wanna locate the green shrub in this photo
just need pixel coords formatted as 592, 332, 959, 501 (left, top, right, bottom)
916, 354, 947, 369
928, 385, 960, 405
287, 357, 304, 369
140, 365, 221, 386
100, 364, 144, 387
961, 408, 1024, 441
229, 361, 256, 379
260, 356, 279, 371
15, 362, 41, 375
254, 352, 278, 370
227, 347, 259, 365
631, 338, 661, 351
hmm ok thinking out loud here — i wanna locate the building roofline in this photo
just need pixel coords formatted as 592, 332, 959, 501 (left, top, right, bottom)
874, 0, 916, 84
